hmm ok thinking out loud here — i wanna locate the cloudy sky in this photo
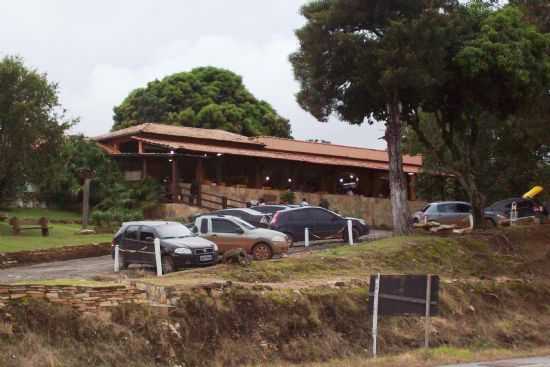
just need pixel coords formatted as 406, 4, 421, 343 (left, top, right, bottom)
0, 1, 387, 149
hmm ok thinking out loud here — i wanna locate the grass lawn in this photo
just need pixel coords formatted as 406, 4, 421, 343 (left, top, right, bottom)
0, 207, 81, 221
0, 221, 113, 252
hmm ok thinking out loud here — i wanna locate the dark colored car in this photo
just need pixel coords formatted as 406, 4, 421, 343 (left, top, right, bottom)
250, 205, 289, 215
269, 206, 369, 245
209, 208, 271, 228
112, 221, 218, 273
484, 197, 548, 226
412, 201, 472, 226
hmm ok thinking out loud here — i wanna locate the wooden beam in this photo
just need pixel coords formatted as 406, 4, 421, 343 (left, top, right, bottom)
171, 158, 178, 201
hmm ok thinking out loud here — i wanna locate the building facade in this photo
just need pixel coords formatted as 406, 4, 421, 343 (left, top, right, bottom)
95, 123, 422, 206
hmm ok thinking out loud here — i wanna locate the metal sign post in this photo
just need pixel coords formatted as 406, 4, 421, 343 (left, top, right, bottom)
304, 227, 310, 248
372, 273, 380, 358
424, 275, 432, 348
347, 220, 354, 246
154, 238, 163, 277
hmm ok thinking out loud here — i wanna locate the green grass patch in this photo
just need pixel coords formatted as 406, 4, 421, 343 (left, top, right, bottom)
0, 207, 81, 221
219, 235, 516, 283
0, 222, 112, 252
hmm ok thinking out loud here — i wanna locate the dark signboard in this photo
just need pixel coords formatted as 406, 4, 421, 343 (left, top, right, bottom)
368, 275, 439, 316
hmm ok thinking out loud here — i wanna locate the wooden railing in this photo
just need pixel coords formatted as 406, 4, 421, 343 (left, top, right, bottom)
180, 187, 248, 211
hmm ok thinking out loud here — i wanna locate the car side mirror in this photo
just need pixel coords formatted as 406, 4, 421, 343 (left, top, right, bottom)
235, 228, 244, 234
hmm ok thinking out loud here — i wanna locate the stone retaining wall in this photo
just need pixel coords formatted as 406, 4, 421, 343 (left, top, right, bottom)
0, 284, 148, 312
0, 243, 111, 269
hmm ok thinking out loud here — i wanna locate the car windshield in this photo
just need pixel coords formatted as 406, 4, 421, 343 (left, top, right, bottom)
157, 223, 194, 239
232, 217, 256, 230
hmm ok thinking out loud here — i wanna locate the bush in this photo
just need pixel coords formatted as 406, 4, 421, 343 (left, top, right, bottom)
280, 190, 296, 204
319, 198, 330, 209
91, 208, 144, 227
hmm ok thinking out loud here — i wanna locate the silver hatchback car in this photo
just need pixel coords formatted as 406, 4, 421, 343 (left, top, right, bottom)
412, 201, 472, 226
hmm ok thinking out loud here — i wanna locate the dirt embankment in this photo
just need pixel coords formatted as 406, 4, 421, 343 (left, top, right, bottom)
0, 226, 549, 367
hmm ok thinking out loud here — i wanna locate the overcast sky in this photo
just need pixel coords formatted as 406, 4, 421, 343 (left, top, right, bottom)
0, 1, 387, 149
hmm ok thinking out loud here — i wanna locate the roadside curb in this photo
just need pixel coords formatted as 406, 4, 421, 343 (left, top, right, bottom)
0, 243, 112, 269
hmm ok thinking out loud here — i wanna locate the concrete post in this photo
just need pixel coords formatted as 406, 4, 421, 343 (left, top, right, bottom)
304, 227, 309, 248
114, 245, 120, 273
347, 219, 354, 245
154, 238, 162, 277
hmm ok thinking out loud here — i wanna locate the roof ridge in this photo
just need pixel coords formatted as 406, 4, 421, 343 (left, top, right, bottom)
256, 135, 389, 154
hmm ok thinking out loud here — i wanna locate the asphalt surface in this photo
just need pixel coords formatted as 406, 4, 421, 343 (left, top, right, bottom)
0, 229, 391, 283
441, 356, 550, 367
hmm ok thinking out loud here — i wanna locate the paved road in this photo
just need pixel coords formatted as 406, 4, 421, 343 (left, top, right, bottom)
0, 229, 390, 283
441, 356, 550, 367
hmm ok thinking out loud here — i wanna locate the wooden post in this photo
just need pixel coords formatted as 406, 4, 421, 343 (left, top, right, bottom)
372, 273, 380, 358
196, 159, 204, 207
409, 174, 417, 201
425, 274, 432, 349
82, 177, 91, 229
142, 158, 148, 180
171, 157, 178, 202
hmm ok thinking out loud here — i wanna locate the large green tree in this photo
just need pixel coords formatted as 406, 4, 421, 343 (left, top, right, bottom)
290, 0, 457, 234
113, 67, 292, 138
0, 56, 72, 205
406, 4, 550, 225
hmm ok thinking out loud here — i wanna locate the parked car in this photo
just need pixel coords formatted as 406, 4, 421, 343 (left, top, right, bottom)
412, 201, 472, 226
193, 215, 289, 260
208, 208, 271, 228
112, 221, 218, 273
269, 206, 369, 245
484, 197, 548, 226
250, 205, 289, 215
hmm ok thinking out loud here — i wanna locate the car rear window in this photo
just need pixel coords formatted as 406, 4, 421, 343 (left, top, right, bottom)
125, 225, 139, 240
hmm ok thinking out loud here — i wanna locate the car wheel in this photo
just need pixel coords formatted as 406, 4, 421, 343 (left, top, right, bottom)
118, 252, 129, 270
344, 228, 360, 243
484, 218, 496, 228
285, 233, 295, 247
161, 255, 176, 274
252, 243, 273, 261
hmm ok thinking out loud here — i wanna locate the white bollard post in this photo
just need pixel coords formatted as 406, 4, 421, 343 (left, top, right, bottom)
510, 202, 518, 226
372, 273, 380, 358
114, 245, 120, 273
468, 214, 474, 231
304, 227, 310, 248
347, 219, 354, 245
154, 238, 163, 277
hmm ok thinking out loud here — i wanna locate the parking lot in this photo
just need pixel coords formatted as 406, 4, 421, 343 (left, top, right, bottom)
0, 229, 390, 283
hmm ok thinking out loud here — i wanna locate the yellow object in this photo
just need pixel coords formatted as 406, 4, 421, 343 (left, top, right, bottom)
523, 186, 544, 199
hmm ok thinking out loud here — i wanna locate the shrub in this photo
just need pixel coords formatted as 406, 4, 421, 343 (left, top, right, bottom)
280, 190, 296, 204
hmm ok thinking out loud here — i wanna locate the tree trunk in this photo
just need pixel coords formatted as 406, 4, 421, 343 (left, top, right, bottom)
456, 173, 486, 229
386, 98, 411, 235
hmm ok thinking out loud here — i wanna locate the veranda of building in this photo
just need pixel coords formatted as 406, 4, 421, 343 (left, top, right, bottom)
95, 123, 424, 226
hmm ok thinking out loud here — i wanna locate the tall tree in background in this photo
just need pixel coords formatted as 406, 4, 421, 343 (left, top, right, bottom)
290, 0, 457, 234
113, 67, 292, 138
406, 4, 550, 225
0, 56, 72, 205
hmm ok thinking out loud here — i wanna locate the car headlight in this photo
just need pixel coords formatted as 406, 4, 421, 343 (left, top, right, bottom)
212, 243, 218, 252
272, 235, 287, 242
174, 247, 192, 255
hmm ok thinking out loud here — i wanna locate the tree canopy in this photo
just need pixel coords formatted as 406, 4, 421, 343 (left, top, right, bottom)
290, 0, 458, 233
113, 67, 292, 138
405, 3, 550, 224
0, 56, 72, 205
